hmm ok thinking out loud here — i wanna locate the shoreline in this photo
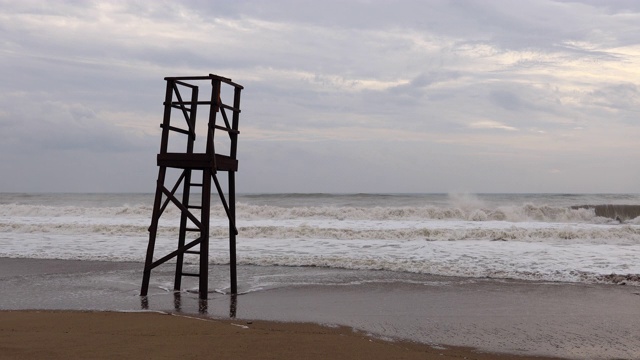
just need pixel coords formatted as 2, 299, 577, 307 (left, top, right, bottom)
1, 257, 640, 358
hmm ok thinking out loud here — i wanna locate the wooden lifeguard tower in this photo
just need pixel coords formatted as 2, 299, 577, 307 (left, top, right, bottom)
140, 74, 243, 300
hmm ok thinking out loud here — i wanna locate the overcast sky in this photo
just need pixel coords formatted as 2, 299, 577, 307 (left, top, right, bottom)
1, 0, 639, 193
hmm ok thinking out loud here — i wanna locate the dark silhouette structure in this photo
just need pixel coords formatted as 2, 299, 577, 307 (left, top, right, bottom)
140, 74, 243, 300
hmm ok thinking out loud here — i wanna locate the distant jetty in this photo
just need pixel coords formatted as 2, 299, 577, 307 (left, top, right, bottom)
571, 204, 640, 221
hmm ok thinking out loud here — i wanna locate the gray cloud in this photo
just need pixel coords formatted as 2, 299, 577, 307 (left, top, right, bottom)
1, 0, 639, 193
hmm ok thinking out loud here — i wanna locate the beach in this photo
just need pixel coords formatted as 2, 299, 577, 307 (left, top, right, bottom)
1, 257, 639, 359
2, 193, 640, 358
1, 310, 565, 360
2, 311, 568, 360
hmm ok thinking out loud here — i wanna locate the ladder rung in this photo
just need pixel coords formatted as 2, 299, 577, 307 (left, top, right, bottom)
211, 124, 240, 134
190, 183, 203, 187
164, 101, 242, 112
163, 101, 192, 111
184, 250, 200, 255
181, 272, 200, 277
221, 104, 241, 113
185, 227, 201, 232
187, 205, 202, 209
160, 124, 192, 136
170, 103, 191, 111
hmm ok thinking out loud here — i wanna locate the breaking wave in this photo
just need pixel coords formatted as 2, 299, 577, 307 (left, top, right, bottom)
235, 203, 609, 223
2, 218, 639, 245
3, 202, 638, 223
2, 196, 640, 286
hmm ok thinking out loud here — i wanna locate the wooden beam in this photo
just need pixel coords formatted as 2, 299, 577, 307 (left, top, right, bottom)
145, 237, 202, 271
157, 153, 238, 172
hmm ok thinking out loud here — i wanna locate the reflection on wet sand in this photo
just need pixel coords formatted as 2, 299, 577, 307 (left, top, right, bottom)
140, 292, 236, 317
229, 294, 237, 318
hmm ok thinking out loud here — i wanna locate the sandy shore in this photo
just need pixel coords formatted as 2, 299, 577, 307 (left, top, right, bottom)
1, 310, 563, 360
1, 258, 639, 359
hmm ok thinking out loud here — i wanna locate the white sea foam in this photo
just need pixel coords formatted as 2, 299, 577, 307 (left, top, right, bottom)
0, 202, 617, 223
1, 193, 639, 286
235, 203, 609, 223
1, 213, 638, 244
2, 233, 639, 285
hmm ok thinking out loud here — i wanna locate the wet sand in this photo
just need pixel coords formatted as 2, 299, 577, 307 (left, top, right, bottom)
1, 258, 639, 359
1, 310, 563, 360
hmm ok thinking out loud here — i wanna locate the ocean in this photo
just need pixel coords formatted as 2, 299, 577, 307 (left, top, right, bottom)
1, 192, 639, 288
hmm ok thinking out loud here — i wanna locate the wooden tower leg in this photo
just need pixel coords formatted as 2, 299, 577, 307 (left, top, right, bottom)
141, 79, 174, 297
228, 86, 242, 295
140, 168, 166, 296
199, 168, 211, 300
229, 170, 237, 295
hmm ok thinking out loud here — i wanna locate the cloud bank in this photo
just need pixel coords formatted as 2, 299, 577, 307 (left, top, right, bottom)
1, 0, 639, 193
